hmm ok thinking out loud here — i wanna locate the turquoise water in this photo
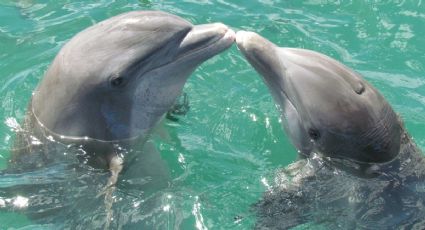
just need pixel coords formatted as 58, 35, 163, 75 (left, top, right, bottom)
0, 0, 424, 229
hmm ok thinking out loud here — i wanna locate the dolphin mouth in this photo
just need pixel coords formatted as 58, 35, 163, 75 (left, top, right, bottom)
235, 30, 275, 58
235, 30, 282, 85
136, 23, 235, 80
176, 23, 235, 60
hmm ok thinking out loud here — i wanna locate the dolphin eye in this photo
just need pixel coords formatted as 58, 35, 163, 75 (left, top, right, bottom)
110, 75, 125, 88
355, 83, 365, 95
308, 128, 320, 140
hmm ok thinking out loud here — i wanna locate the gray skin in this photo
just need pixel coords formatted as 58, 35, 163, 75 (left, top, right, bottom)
236, 31, 425, 228
11, 11, 235, 171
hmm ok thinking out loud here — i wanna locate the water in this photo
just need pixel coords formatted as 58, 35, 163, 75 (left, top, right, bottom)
0, 0, 424, 229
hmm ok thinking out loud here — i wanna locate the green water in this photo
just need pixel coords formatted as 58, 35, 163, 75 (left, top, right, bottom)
0, 0, 424, 229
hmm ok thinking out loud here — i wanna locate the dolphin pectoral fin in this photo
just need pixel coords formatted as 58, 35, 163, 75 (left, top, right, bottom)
96, 155, 123, 229
95, 155, 124, 198
165, 113, 179, 122
106, 155, 124, 187
166, 92, 190, 122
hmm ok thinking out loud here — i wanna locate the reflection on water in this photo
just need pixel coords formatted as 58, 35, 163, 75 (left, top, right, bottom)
0, 0, 424, 229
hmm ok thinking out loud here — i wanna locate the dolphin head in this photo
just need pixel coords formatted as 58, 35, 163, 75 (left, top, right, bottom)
32, 11, 235, 142
236, 31, 402, 164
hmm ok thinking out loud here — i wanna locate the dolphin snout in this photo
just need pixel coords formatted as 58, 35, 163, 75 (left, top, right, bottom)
219, 24, 236, 44
177, 23, 235, 60
180, 23, 234, 50
235, 30, 256, 49
235, 31, 281, 80
236, 31, 277, 53
197, 22, 235, 38
204, 23, 236, 45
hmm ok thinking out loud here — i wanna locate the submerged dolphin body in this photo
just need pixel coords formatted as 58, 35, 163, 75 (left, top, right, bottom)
236, 31, 425, 228
11, 11, 235, 171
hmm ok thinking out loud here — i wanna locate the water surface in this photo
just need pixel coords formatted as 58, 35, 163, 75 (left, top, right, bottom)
0, 0, 424, 229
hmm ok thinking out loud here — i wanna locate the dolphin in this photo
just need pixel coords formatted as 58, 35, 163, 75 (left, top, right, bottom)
10, 11, 235, 172
4, 11, 235, 227
236, 31, 425, 228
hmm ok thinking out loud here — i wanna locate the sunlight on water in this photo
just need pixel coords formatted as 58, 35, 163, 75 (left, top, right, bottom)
192, 196, 208, 230
0, 0, 424, 229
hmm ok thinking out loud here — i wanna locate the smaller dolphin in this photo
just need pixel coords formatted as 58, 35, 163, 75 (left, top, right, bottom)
236, 31, 425, 229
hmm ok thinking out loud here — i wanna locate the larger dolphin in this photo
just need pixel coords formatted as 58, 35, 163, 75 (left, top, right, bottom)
10, 11, 235, 172
4, 11, 234, 227
236, 31, 425, 228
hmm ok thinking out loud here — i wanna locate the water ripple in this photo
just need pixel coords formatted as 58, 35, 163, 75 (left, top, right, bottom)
0, 0, 424, 228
